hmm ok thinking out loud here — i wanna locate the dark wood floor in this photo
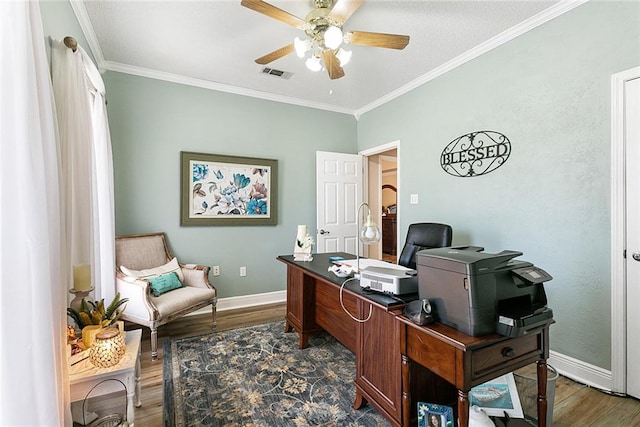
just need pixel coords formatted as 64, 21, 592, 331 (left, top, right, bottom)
382, 253, 397, 263
127, 302, 640, 426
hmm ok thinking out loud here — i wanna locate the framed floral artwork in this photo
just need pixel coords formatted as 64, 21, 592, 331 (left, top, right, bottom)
180, 151, 278, 225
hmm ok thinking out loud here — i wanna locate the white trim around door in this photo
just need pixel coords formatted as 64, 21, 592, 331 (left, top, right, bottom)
611, 66, 640, 394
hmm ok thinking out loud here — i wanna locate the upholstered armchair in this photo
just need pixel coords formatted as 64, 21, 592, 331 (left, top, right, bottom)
115, 232, 217, 360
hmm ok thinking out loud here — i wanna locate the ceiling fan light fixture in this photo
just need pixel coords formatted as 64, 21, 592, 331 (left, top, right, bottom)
305, 55, 322, 72
324, 25, 343, 50
242, 0, 410, 80
336, 48, 352, 66
294, 37, 311, 58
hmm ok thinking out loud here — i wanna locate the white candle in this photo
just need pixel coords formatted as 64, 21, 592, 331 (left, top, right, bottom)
73, 264, 91, 291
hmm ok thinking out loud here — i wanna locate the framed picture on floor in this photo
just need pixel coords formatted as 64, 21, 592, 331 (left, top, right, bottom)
181, 151, 278, 225
417, 402, 453, 427
469, 372, 524, 418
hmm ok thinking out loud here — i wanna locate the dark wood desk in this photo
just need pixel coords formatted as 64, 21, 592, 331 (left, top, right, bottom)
277, 253, 550, 427
278, 252, 409, 425
398, 317, 549, 427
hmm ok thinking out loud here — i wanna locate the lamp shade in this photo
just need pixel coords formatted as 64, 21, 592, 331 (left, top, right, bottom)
355, 202, 381, 275
305, 55, 322, 72
324, 26, 343, 50
336, 48, 352, 67
294, 37, 310, 58
360, 213, 381, 244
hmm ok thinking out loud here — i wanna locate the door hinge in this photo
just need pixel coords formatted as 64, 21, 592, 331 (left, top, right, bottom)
623, 249, 627, 258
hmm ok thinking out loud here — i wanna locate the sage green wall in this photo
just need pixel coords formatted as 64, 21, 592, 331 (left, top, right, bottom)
103, 72, 356, 298
39, 0, 639, 370
37, 0, 356, 300
39, 0, 356, 298
357, 1, 640, 370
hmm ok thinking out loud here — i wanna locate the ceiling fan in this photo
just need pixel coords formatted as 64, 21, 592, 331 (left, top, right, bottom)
241, 0, 410, 80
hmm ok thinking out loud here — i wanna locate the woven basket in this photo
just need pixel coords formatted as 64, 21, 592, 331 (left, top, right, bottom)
82, 378, 129, 427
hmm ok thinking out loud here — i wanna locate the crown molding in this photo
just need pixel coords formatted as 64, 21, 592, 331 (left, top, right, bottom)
70, 0, 587, 118
103, 61, 355, 115
69, 0, 106, 68
69, 0, 354, 115
354, 0, 589, 117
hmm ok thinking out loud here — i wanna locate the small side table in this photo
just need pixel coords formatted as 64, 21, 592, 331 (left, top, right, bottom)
69, 329, 142, 425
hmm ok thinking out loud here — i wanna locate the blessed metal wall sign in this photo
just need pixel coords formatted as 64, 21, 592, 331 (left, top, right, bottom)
440, 131, 511, 177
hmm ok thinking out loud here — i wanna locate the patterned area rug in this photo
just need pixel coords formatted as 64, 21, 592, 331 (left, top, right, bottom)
163, 320, 390, 426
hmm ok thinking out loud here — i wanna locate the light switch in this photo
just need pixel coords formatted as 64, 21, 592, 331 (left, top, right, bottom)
410, 194, 419, 204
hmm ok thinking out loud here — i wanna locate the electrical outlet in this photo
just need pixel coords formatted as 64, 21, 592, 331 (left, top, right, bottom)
213, 266, 220, 276
410, 193, 419, 204
240, 266, 247, 277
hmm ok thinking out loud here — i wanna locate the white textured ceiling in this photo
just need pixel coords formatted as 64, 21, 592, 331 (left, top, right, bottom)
74, 0, 576, 116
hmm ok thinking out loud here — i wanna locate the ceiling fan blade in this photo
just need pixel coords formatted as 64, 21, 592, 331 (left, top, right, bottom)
241, 0, 305, 28
255, 44, 295, 65
329, 0, 364, 24
322, 50, 345, 80
347, 31, 410, 50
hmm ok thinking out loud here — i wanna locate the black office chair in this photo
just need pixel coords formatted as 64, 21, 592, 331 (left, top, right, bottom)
398, 223, 453, 270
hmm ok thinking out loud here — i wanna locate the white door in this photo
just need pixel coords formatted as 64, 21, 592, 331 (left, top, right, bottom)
625, 76, 640, 399
316, 151, 362, 255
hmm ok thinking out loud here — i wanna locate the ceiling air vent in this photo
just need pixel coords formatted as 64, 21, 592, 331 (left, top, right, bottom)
260, 67, 293, 80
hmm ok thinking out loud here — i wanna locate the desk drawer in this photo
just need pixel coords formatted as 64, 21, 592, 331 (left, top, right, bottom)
472, 333, 540, 377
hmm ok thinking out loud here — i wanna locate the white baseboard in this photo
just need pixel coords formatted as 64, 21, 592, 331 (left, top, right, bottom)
217, 290, 287, 311
548, 350, 612, 392
188, 290, 287, 316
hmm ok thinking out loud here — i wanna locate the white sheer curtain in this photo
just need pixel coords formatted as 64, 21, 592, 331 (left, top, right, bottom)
51, 39, 93, 294
51, 39, 115, 303
0, 1, 70, 426
83, 49, 116, 304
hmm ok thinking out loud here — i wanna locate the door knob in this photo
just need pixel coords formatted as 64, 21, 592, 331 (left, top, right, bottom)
633, 252, 640, 261
319, 229, 330, 235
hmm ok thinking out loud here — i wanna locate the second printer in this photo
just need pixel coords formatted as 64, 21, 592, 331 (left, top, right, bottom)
415, 245, 554, 337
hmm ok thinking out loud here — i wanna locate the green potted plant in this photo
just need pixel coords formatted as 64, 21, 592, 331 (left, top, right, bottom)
67, 293, 128, 348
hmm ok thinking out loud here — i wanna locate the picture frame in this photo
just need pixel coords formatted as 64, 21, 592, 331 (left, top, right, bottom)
180, 151, 278, 226
417, 402, 454, 427
469, 372, 524, 418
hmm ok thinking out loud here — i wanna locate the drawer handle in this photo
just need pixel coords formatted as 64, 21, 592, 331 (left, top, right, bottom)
502, 347, 516, 358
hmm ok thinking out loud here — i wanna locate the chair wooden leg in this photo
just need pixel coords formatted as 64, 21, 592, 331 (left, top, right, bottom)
151, 326, 158, 360
211, 303, 217, 328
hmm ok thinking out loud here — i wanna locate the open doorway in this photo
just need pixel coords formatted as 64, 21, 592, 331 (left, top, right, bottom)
361, 142, 399, 263
380, 157, 397, 263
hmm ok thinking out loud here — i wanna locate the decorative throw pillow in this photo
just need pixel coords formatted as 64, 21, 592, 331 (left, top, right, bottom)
120, 257, 184, 281
148, 272, 184, 297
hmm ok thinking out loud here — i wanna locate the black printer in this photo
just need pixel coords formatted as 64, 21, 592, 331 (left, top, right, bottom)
416, 246, 554, 337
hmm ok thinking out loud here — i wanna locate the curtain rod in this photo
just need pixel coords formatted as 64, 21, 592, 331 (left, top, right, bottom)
63, 36, 77, 52
58, 36, 109, 105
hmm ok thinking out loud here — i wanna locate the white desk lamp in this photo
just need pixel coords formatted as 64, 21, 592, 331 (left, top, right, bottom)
339, 202, 382, 324
356, 202, 381, 275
